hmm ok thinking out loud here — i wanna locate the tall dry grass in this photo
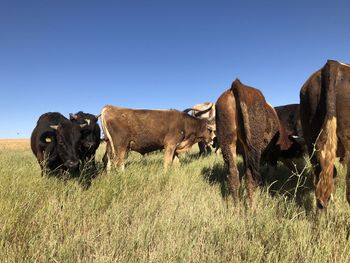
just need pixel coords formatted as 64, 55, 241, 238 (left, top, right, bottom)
0, 141, 349, 262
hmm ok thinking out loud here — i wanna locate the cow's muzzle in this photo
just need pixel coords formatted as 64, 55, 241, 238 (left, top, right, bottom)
66, 160, 80, 171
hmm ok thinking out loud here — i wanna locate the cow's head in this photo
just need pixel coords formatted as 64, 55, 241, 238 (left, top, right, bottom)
50, 120, 86, 173
198, 120, 215, 145
70, 112, 101, 151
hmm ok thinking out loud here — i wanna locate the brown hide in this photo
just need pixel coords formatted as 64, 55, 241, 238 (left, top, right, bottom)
101, 105, 213, 170
300, 60, 350, 208
216, 79, 292, 205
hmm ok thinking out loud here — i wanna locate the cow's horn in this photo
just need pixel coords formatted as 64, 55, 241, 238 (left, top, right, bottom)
95, 114, 101, 119
183, 108, 194, 114
194, 104, 213, 117
70, 113, 78, 120
84, 119, 91, 125
50, 125, 59, 130
80, 123, 87, 128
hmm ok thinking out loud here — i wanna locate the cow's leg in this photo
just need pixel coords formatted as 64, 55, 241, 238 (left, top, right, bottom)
198, 142, 206, 156
103, 141, 113, 171
114, 147, 127, 171
339, 136, 350, 206
222, 142, 239, 202
206, 145, 212, 154
36, 151, 45, 176
164, 145, 176, 170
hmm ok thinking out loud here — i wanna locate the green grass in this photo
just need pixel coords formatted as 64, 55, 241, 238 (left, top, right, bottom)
1, 145, 350, 262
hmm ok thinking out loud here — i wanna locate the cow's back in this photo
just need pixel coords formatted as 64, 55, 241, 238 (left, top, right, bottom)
231, 79, 281, 152
215, 89, 237, 150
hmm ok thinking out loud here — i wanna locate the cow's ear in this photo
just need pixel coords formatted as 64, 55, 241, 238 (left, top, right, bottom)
70, 113, 78, 120
50, 125, 59, 130
84, 119, 91, 125
80, 123, 87, 128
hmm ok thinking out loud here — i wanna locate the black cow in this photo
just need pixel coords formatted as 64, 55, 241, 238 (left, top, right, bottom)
69, 111, 101, 168
31, 112, 86, 176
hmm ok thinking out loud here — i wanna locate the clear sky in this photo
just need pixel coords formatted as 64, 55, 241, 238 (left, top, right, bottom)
1, 0, 349, 138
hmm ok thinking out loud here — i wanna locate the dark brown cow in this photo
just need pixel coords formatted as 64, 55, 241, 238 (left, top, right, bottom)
216, 79, 296, 205
300, 60, 350, 209
275, 104, 302, 139
101, 105, 214, 170
274, 104, 306, 171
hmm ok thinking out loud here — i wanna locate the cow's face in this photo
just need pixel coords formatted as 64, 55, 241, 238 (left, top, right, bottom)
199, 120, 215, 145
50, 122, 84, 173
70, 113, 100, 152
80, 118, 100, 151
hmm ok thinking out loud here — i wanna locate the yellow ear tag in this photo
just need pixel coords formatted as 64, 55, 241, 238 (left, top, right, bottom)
45, 137, 52, 143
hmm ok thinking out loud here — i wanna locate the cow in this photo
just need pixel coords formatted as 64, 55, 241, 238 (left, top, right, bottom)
184, 102, 216, 155
69, 111, 101, 167
275, 104, 302, 139
100, 105, 214, 170
215, 79, 299, 206
274, 104, 306, 171
31, 112, 86, 177
300, 59, 350, 209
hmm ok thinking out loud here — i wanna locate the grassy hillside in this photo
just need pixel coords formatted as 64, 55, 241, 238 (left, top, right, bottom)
0, 140, 349, 262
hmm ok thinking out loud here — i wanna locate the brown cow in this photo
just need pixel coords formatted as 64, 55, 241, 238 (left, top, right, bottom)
300, 60, 350, 209
215, 79, 296, 205
101, 105, 214, 170
184, 102, 216, 155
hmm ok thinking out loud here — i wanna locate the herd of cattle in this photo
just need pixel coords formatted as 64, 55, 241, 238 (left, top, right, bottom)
31, 59, 350, 209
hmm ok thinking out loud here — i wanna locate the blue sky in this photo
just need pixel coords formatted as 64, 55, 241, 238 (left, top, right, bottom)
1, 0, 349, 138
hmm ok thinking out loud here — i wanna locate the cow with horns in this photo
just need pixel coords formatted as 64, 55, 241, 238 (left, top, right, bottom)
101, 105, 215, 170
31, 112, 87, 177
69, 111, 101, 170
183, 102, 216, 155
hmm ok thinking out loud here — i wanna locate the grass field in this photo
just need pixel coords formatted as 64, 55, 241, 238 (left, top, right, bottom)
1, 139, 350, 262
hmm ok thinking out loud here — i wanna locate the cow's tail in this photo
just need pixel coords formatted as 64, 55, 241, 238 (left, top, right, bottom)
315, 60, 338, 207
231, 80, 261, 185
100, 106, 115, 170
